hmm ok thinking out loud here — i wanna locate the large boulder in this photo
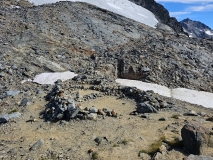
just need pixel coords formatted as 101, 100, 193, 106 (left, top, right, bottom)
181, 122, 212, 155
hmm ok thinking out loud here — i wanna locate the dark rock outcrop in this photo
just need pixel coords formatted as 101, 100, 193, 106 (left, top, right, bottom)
180, 18, 213, 39
129, 0, 184, 34
181, 122, 212, 155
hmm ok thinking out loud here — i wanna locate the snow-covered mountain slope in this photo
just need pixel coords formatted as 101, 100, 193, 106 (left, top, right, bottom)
129, 0, 184, 34
28, 0, 158, 28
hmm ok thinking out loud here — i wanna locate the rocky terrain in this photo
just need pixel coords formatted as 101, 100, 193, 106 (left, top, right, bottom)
181, 18, 213, 39
0, 0, 213, 160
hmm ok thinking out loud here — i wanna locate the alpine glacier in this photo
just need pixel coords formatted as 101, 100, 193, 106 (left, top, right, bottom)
28, 0, 158, 28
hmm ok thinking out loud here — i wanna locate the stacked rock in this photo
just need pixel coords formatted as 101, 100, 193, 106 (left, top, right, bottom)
45, 80, 80, 121
44, 80, 118, 122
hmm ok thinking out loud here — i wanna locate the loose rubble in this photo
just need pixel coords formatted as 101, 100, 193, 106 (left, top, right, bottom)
0, 0, 213, 159
43, 80, 120, 122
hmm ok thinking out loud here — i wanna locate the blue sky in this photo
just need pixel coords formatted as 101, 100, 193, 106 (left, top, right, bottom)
155, 0, 213, 29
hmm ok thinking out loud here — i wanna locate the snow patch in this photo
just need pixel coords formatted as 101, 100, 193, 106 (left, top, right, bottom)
21, 79, 32, 84
107, 3, 122, 10
10, 5, 20, 9
28, 0, 158, 28
205, 30, 213, 36
33, 71, 77, 85
116, 79, 213, 108
116, 79, 171, 97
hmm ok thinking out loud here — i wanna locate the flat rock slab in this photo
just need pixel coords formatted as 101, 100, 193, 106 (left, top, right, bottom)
35, 56, 67, 72
29, 139, 44, 151
6, 90, 20, 96
33, 71, 78, 85
0, 112, 21, 123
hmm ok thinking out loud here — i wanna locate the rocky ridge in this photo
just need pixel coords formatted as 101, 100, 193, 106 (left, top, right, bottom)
129, 0, 184, 34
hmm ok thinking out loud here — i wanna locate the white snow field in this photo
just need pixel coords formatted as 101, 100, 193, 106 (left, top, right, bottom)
205, 30, 213, 36
28, 0, 158, 28
116, 79, 213, 108
33, 71, 77, 85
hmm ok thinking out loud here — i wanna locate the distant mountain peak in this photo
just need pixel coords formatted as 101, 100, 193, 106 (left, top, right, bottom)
180, 18, 213, 39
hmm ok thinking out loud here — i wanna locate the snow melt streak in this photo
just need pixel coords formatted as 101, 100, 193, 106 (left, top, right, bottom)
28, 0, 158, 28
116, 79, 213, 108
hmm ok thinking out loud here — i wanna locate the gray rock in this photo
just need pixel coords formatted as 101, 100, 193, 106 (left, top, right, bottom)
8, 148, 17, 154
184, 154, 213, 160
181, 122, 211, 155
68, 103, 76, 111
29, 139, 44, 151
141, 113, 149, 119
138, 152, 150, 159
6, 90, 20, 96
36, 89, 44, 95
184, 110, 198, 116
25, 66, 31, 72
8, 69, 13, 75
19, 148, 26, 156
159, 117, 168, 121
56, 113, 64, 120
156, 22, 175, 34
0, 73, 5, 77
159, 102, 168, 108
137, 102, 158, 113
0, 112, 21, 123
106, 111, 112, 117
89, 106, 98, 113
35, 56, 67, 72
206, 116, 213, 122
70, 109, 80, 119
199, 112, 206, 117
0, 117, 7, 123
11, 65, 18, 70
87, 113, 97, 120
94, 137, 102, 145
143, 67, 150, 72
20, 98, 29, 106
102, 108, 108, 113
67, 99, 74, 104
60, 120, 69, 125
